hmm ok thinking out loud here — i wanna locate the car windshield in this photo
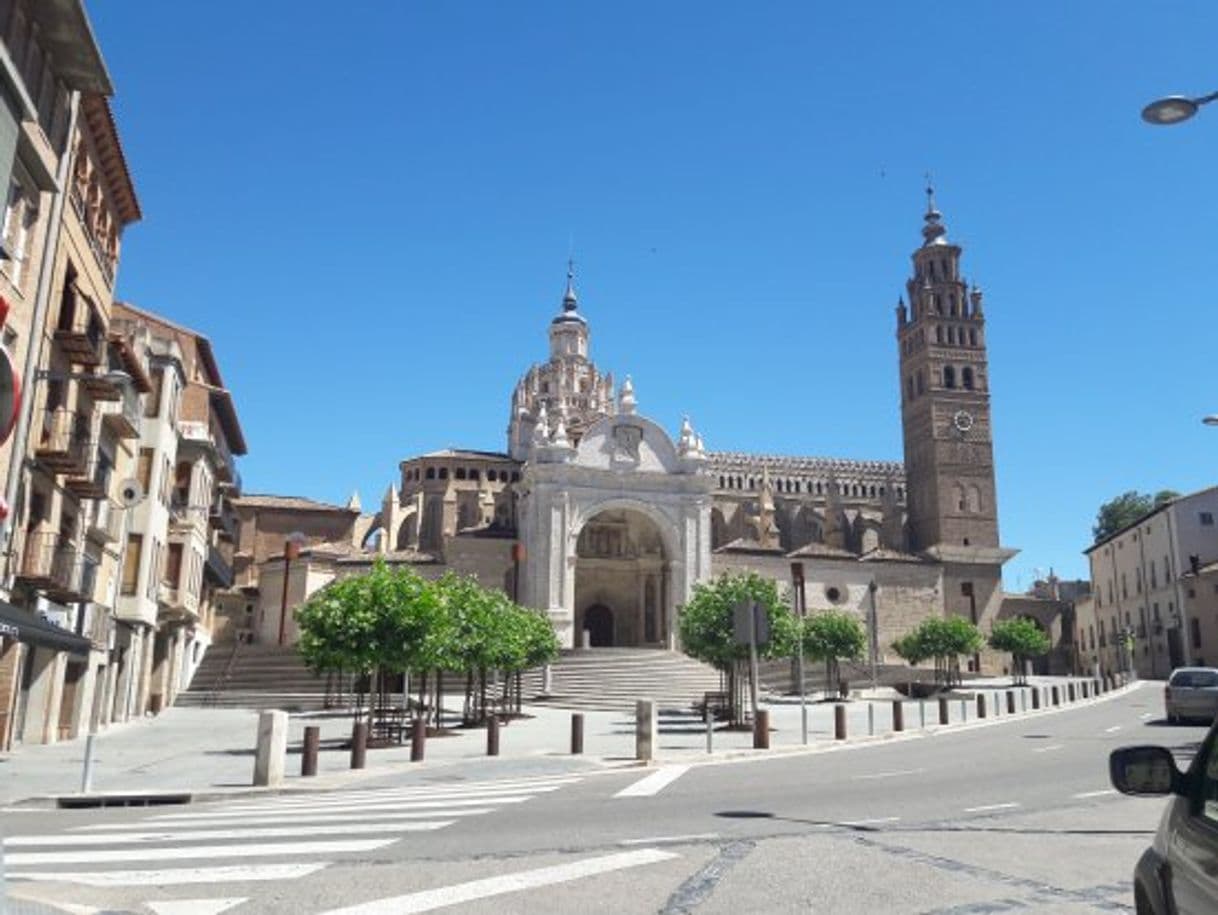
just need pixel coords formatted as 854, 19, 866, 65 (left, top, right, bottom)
1170, 670, 1218, 688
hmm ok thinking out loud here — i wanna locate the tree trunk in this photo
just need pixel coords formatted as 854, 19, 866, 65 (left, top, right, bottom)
464, 670, 474, 724
418, 671, 428, 724
479, 668, 488, 724
435, 669, 444, 730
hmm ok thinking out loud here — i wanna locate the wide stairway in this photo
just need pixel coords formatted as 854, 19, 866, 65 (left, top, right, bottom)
179, 643, 725, 714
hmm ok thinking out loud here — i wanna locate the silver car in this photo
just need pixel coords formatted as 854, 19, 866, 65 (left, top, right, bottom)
1165, 667, 1218, 724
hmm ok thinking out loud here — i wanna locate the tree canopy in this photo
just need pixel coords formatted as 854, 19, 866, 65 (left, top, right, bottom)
802, 610, 867, 694
988, 618, 1051, 685
1092, 490, 1179, 542
891, 616, 984, 687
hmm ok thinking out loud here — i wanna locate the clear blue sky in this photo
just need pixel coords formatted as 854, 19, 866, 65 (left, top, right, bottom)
91, 2, 1218, 590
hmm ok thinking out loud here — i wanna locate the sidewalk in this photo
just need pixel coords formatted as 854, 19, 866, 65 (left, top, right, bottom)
0, 675, 1131, 806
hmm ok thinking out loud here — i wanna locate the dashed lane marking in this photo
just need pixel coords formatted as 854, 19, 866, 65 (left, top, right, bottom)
620, 833, 720, 846
851, 768, 925, 780
1032, 744, 1063, 753
614, 765, 691, 798
1105, 725, 1122, 733
1073, 789, 1117, 799
962, 802, 1019, 813
838, 816, 900, 827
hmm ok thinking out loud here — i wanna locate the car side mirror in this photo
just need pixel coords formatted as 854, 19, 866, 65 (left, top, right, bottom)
1109, 746, 1183, 796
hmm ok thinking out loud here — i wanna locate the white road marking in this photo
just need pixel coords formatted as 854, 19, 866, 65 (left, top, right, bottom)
232, 778, 579, 805
6, 862, 327, 887
146, 900, 248, 915
838, 816, 900, 826
1073, 789, 1118, 799
5, 837, 395, 866
76, 808, 493, 831
614, 765, 691, 798
317, 848, 679, 914
1032, 744, 1063, 753
1140, 712, 1153, 720
7, 821, 452, 847
217, 786, 564, 811
619, 833, 719, 846
167, 796, 533, 818
963, 802, 1019, 813
1105, 725, 1122, 733
851, 768, 925, 781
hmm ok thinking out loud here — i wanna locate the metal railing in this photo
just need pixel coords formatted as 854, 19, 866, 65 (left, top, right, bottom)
35, 409, 92, 472
54, 287, 106, 365
16, 531, 98, 601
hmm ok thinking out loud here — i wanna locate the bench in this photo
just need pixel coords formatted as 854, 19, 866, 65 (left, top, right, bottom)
693, 691, 729, 719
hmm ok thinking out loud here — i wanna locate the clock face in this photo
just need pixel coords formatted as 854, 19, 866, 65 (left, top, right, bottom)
952, 410, 974, 433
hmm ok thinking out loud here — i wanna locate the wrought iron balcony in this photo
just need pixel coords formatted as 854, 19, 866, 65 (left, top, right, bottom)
34, 409, 91, 475
54, 288, 106, 366
15, 531, 98, 603
65, 449, 112, 500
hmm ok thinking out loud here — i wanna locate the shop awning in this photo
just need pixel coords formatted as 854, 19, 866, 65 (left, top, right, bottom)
0, 601, 91, 655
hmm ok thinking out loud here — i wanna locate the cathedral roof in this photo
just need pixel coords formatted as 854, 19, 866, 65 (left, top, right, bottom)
858, 547, 931, 564
715, 537, 786, 556
786, 542, 858, 560
707, 451, 904, 478
236, 494, 356, 513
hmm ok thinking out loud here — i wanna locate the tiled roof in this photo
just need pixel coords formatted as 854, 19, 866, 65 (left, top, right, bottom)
235, 494, 355, 512
786, 542, 859, 560
337, 549, 438, 565
715, 537, 786, 555
859, 547, 930, 564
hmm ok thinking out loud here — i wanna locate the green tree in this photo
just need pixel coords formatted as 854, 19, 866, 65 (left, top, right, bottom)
891, 617, 983, 687
988, 618, 1051, 685
802, 610, 867, 696
1092, 490, 1180, 542
678, 571, 795, 722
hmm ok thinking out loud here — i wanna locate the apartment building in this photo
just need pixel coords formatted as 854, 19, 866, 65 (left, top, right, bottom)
1081, 486, 1218, 679
111, 302, 245, 713
0, 2, 145, 751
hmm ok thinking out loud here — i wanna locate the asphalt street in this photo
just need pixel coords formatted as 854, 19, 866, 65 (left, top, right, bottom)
3, 681, 1206, 915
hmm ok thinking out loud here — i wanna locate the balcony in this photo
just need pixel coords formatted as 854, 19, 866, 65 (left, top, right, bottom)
54, 289, 106, 366
205, 542, 234, 588
15, 531, 98, 603
65, 449, 112, 500
34, 409, 91, 475
101, 385, 140, 438
80, 370, 125, 403
85, 500, 123, 544
179, 419, 237, 482
209, 498, 238, 541
158, 580, 198, 619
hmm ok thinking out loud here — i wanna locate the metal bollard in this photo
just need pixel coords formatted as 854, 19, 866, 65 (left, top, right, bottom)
892, 701, 904, 732
961, 698, 968, 722
919, 700, 926, 729
1093, 677, 1101, 696
302, 725, 320, 777
1021, 689, 1027, 712
706, 710, 713, 754
867, 703, 875, 736
350, 721, 368, 770
754, 709, 770, 749
571, 713, 584, 755
636, 699, 657, 761
977, 694, 987, 719
938, 696, 949, 725
1006, 691, 1016, 715
487, 714, 500, 756
834, 703, 847, 740
410, 714, 426, 762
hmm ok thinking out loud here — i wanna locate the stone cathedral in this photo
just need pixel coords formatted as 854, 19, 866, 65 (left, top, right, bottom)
368, 193, 1018, 668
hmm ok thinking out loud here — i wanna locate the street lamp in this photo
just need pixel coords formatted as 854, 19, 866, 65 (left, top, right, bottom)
867, 579, 879, 692
1142, 90, 1218, 126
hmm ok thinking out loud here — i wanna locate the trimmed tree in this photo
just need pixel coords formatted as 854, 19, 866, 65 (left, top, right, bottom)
802, 610, 867, 697
988, 618, 1051, 685
891, 617, 983, 687
678, 570, 796, 723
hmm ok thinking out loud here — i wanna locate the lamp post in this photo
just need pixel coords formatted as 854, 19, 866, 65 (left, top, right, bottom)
790, 561, 807, 744
867, 579, 879, 692
1142, 90, 1218, 126
277, 532, 307, 646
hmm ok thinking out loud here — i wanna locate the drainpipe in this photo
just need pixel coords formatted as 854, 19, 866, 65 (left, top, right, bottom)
0, 90, 81, 594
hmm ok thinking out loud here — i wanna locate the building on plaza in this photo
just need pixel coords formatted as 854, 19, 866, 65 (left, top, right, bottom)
0, 0, 147, 751
1079, 486, 1218, 679
241, 194, 1036, 678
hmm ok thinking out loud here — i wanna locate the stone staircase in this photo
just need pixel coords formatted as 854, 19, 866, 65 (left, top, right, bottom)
179, 643, 726, 713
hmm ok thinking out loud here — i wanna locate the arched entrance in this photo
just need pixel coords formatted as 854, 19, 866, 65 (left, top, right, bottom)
584, 604, 614, 646
575, 507, 670, 647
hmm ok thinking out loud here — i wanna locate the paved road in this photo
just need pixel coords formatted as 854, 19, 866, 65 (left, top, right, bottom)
3, 682, 1206, 914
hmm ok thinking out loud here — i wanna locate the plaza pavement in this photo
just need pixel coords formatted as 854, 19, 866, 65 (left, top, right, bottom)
0, 675, 1122, 807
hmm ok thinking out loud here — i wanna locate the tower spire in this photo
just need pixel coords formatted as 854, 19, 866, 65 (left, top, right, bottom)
922, 175, 947, 246
562, 257, 578, 312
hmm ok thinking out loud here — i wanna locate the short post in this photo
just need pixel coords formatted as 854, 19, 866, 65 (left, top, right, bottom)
1080, 681, 1088, 699
636, 699, 657, 761
834, 703, 847, 740
487, 714, 500, 756
1067, 682, 1076, 703
570, 713, 584, 755
1032, 688, 1041, 710
705, 709, 713, 754
302, 725, 320, 777
753, 709, 770, 749
960, 698, 968, 722
1006, 691, 1016, 715
253, 710, 288, 787
892, 700, 904, 732
1051, 685, 1061, 707
410, 714, 426, 762
541, 663, 553, 697
977, 694, 987, 719
1093, 677, 1101, 696
1021, 689, 1027, 712
80, 733, 97, 793
938, 696, 949, 725
867, 703, 875, 736
350, 720, 368, 770
919, 699, 926, 729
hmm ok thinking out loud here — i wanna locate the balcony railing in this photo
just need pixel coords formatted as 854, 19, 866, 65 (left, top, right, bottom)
80, 370, 124, 403
65, 448, 112, 500
35, 409, 91, 475
15, 531, 98, 603
205, 542, 234, 588
85, 500, 123, 544
158, 580, 199, 618
54, 288, 106, 366
179, 419, 237, 482
101, 385, 140, 438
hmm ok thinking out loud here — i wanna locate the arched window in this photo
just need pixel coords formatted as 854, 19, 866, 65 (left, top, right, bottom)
438, 467, 449, 480
967, 485, 982, 513
954, 483, 966, 512
719, 475, 725, 489
425, 467, 436, 480
969, 328, 978, 346
469, 469, 480, 481
511, 472, 521, 482
487, 470, 497, 482
455, 468, 466, 480
943, 366, 956, 389
962, 367, 974, 390
869, 485, 877, 499
935, 325, 943, 344
916, 371, 925, 395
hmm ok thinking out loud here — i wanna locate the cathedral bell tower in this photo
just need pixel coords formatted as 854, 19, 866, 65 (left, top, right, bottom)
896, 187, 999, 553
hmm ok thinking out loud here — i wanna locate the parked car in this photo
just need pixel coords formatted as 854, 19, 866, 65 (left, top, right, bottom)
1165, 667, 1218, 724
1110, 730, 1218, 914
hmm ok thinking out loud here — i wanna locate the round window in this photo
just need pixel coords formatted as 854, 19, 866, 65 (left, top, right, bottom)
824, 585, 843, 604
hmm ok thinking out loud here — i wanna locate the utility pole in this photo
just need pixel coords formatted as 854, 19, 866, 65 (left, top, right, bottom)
868, 579, 879, 692
791, 562, 807, 744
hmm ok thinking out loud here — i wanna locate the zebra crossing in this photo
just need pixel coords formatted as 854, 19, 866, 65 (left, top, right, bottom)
2, 772, 584, 896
